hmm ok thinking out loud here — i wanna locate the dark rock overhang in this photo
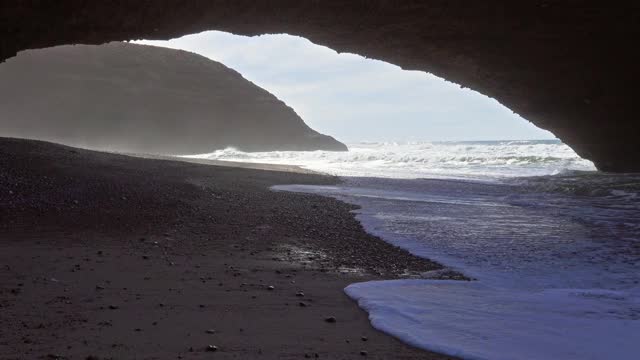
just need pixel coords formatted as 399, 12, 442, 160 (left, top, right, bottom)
2, 1, 639, 171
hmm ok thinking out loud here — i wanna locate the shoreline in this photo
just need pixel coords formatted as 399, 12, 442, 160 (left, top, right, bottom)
0, 138, 455, 359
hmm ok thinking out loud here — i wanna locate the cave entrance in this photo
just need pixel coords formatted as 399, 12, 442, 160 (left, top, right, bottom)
136, 31, 596, 179
0, 30, 597, 180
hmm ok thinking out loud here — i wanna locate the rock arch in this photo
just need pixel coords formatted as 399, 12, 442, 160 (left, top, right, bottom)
2, 1, 638, 171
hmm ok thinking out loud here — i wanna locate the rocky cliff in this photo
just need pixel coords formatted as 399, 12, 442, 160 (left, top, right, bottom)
0, 42, 347, 154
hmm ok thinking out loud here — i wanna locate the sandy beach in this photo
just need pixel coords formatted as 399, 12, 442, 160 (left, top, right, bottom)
0, 137, 453, 359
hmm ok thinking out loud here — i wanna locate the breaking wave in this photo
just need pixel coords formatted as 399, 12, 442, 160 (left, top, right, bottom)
186, 140, 596, 180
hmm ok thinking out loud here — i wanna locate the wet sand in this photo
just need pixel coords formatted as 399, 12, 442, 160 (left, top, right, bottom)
0, 138, 454, 359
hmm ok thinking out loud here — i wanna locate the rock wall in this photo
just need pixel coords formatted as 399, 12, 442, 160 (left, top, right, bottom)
0, 42, 347, 154
1, 1, 638, 170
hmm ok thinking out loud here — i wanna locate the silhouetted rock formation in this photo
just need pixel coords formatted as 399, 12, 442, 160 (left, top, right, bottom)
0, 42, 347, 154
0, 2, 638, 170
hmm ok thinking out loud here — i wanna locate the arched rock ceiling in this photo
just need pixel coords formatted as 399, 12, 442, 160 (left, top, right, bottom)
2, 1, 639, 171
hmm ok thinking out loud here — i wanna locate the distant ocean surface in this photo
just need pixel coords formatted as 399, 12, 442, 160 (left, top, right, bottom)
186, 140, 640, 360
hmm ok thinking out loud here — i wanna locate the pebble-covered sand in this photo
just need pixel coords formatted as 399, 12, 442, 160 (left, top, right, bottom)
0, 138, 453, 359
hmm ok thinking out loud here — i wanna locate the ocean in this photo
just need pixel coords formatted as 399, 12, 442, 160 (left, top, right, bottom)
186, 140, 640, 360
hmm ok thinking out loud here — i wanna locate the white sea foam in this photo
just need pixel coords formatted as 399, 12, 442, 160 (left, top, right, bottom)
185, 140, 596, 180
345, 281, 640, 360
189, 141, 638, 359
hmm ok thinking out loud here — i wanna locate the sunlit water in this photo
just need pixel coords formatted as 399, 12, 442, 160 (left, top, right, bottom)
187, 140, 595, 179
186, 141, 640, 360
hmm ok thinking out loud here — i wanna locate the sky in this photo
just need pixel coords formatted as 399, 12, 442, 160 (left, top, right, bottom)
136, 31, 555, 143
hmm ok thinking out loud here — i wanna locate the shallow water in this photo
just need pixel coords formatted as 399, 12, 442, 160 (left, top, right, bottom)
189, 141, 640, 359
274, 175, 640, 360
